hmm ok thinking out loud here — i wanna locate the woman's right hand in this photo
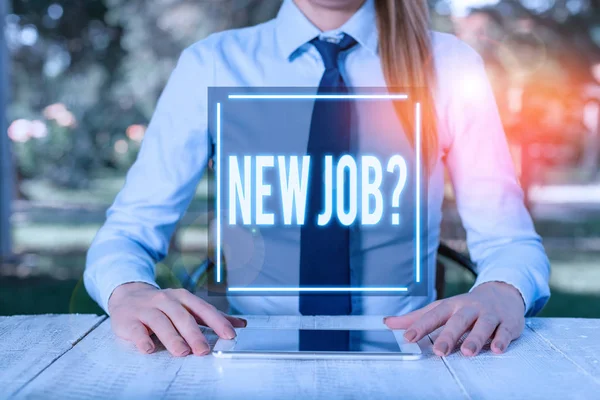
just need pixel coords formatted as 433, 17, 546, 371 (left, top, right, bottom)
108, 282, 247, 357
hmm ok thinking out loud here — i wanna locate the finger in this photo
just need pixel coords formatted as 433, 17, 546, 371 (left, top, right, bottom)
114, 319, 155, 354
433, 307, 478, 357
189, 310, 245, 332
491, 323, 518, 354
139, 309, 191, 357
384, 300, 442, 330
223, 313, 248, 328
405, 302, 454, 343
157, 300, 211, 356
461, 314, 500, 357
174, 289, 236, 339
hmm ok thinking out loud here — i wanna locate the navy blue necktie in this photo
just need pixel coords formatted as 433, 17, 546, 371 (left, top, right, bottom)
300, 34, 358, 319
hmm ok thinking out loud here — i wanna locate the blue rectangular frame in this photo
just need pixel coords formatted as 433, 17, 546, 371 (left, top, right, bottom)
215, 93, 422, 294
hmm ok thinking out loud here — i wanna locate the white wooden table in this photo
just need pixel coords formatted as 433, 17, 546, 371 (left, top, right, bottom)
1, 315, 599, 399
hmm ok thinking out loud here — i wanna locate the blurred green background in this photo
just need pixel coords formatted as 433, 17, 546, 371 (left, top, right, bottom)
3, 0, 600, 317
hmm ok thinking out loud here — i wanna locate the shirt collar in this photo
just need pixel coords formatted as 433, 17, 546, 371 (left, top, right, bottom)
275, 0, 379, 60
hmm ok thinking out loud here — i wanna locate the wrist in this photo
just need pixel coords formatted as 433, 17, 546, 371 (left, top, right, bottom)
108, 282, 158, 313
475, 281, 526, 314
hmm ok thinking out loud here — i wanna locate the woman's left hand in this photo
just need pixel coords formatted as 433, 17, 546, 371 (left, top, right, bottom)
384, 282, 526, 357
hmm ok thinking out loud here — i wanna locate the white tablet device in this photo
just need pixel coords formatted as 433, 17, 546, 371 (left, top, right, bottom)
213, 328, 422, 360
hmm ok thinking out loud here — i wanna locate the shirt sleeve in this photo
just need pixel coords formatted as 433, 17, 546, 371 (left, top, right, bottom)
84, 45, 213, 314
442, 42, 551, 316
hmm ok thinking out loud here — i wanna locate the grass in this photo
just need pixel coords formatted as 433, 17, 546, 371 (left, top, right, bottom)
4, 175, 600, 318
2, 253, 600, 318
20, 175, 212, 206
444, 263, 600, 318
0, 252, 208, 316
0, 276, 103, 316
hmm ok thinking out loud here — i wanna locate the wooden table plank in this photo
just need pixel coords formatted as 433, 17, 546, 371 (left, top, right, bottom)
432, 319, 600, 400
17, 316, 467, 400
527, 318, 600, 382
0, 314, 105, 398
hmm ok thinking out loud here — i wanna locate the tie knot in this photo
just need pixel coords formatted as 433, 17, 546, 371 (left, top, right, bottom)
310, 34, 357, 70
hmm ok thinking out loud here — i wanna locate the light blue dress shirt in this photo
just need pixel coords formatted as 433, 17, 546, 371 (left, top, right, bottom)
85, 0, 550, 316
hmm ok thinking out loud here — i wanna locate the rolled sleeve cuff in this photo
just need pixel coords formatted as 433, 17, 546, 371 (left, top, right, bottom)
471, 267, 549, 317
84, 238, 161, 314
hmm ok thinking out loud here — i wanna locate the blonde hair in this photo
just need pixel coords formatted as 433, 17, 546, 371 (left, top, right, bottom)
375, 0, 437, 167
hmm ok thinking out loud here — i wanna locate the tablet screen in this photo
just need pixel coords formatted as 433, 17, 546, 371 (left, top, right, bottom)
231, 329, 401, 353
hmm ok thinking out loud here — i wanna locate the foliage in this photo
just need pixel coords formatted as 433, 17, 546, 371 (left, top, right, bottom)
7, 0, 279, 188
7, 0, 600, 188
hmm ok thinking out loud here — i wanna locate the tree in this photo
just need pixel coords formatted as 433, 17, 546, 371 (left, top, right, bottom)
1, 0, 12, 258
8, 0, 126, 187
104, 0, 280, 118
9, 0, 600, 188
7, 0, 280, 188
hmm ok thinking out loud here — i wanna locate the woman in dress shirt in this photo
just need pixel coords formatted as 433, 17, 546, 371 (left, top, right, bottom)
87, 0, 550, 359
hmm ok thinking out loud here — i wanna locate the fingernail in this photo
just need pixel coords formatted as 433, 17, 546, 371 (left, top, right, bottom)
383, 317, 388, 323
200, 342, 211, 355
465, 342, 477, 355
437, 342, 449, 356
404, 329, 417, 342
495, 342, 505, 352
193, 342, 210, 356
179, 348, 191, 357
225, 325, 236, 340
176, 341, 191, 357
143, 342, 154, 354
238, 318, 248, 327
